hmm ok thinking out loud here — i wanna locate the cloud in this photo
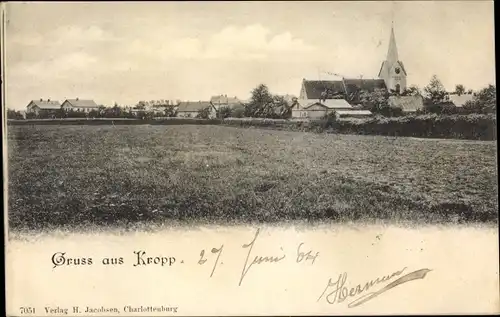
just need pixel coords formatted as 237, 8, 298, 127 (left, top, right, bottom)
125, 24, 316, 63
51, 25, 115, 44
9, 25, 114, 49
12, 52, 98, 77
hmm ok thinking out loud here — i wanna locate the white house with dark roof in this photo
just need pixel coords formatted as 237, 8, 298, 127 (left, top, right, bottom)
291, 99, 371, 119
26, 99, 61, 114
176, 101, 216, 118
446, 93, 475, 108
61, 98, 99, 112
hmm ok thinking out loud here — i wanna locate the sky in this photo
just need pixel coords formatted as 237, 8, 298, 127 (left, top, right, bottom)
4, 1, 496, 109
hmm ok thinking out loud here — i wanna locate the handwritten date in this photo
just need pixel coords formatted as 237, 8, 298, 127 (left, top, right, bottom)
197, 228, 319, 286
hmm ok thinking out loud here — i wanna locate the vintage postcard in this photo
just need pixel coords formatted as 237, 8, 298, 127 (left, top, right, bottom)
3, 1, 499, 316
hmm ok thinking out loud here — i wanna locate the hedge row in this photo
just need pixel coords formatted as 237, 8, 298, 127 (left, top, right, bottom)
7, 114, 496, 140
222, 114, 497, 140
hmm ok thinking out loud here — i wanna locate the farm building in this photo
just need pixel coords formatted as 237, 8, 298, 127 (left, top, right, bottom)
61, 98, 99, 112
446, 93, 474, 107
177, 101, 216, 118
26, 99, 61, 115
291, 99, 372, 119
388, 95, 424, 113
210, 95, 243, 111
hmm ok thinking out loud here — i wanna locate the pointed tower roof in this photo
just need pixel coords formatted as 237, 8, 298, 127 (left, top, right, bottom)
386, 25, 399, 63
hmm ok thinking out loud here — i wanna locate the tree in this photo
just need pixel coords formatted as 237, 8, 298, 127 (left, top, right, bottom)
276, 97, 293, 119
463, 84, 496, 114
360, 88, 389, 111
7, 109, 24, 120
401, 85, 421, 96
217, 106, 232, 119
196, 106, 212, 119
244, 84, 293, 118
423, 75, 447, 105
359, 88, 404, 117
455, 84, 466, 96
244, 84, 274, 118
231, 106, 245, 118
164, 104, 177, 117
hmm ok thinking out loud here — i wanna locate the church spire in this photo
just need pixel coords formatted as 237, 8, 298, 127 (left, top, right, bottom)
386, 24, 399, 63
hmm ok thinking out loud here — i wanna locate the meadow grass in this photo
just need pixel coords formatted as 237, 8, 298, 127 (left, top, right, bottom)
7, 125, 498, 232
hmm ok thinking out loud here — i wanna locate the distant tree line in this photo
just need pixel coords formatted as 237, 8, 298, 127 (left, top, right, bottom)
7, 77, 495, 120
9, 102, 178, 120
354, 75, 496, 117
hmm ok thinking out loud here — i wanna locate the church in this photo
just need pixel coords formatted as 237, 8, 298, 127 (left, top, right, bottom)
299, 26, 407, 102
378, 26, 407, 93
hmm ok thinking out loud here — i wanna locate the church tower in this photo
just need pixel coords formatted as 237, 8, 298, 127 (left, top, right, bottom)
378, 25, 407, 93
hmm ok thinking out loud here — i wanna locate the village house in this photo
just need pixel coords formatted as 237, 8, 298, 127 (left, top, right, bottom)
26, 99, 61, 115
210, 95, 243, 111
61, 98, 99, 112
445, 92, 475, 108
176, 101, 216, 118
291, 99, 372, 119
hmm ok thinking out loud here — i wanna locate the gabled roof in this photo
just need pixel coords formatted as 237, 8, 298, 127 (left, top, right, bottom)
28, 100, 61, 110
447, 94, 474, 107
63, 99, 98, 108
302, 80, 346, 99
295, 99, 353, 110
210, 95, 241, 105
343, 78, 387, 96
378, 60, 407, 77
177, 101, 213, 112
388, 95, 424, 112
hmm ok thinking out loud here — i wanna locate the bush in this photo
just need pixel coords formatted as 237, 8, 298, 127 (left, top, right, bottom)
7, 109, 24, 120
423, 102, 459, 115
218, 106, 232, 119
196, 107, 212, 119
231, 107, 245, 118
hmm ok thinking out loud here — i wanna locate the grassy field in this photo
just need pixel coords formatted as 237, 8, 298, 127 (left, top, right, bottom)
7, 125, 498, 232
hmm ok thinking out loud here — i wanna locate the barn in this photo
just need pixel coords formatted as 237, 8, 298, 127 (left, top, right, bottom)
177, 101, 216, 118
291, 99, 371, 119
26, 99, 61, 115
61, 98, 99, 113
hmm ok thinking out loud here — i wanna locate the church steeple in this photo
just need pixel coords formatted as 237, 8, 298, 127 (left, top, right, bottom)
386, 25, 399, 64
378, 23, 407, 93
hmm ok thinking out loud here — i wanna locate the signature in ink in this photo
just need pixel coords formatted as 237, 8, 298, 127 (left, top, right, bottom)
317, 267, 431, 308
